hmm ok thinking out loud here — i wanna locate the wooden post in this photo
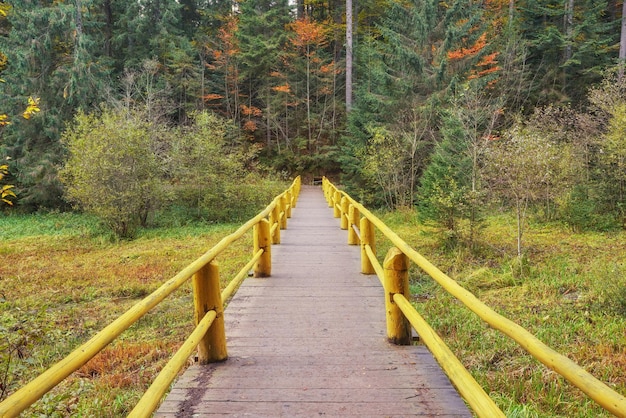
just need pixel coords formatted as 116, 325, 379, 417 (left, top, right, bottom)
270, 202, 281, 244
193, 261, 228, 363
360, 217, 376, 274
254, 219, 271, 277
326, 182, 333, 207
333, 190, 341, 217
291, 187, 298, 209
280, 195, 287, 229
348, 204, 360, 245
384, 248, 411, 345
286, 191, 293, 218
340, 197, 349, 230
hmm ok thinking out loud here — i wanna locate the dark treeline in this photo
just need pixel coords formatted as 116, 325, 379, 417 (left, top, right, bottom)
1, 0, 626, 240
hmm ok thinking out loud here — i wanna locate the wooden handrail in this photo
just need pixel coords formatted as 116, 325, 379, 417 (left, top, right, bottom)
322, 177, 626, 418
0, 176, 301, 418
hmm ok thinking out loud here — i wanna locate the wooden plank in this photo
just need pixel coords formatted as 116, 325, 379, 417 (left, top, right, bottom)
156, 186, 472, 417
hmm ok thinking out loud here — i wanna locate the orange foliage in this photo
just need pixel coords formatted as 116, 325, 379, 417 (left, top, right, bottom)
289, 17, 328, 49
243, 120, 258, 132
272, 84, 291, 93
468, 51, 501, 81
447, 33, 487, 60
477, 52, 498, 67
240, 104, 262, 117
320, 63, 335, 74
203, 93, 224, 101
207, 18, 239, 71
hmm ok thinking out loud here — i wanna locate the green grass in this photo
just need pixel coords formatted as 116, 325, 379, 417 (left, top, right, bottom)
379, 209, 626, 418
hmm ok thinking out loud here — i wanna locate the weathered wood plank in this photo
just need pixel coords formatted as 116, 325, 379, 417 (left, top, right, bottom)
155, 186, 472, 417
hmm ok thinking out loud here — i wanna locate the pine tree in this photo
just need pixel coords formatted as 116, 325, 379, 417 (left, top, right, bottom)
0, 0, 111, 209
236, 0, 293, 149
417, 112, 472, 243
516, 0, 616, 106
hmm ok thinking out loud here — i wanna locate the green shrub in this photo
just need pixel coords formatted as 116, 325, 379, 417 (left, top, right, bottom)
60, 109, 162, 238
560, 186, 619, 232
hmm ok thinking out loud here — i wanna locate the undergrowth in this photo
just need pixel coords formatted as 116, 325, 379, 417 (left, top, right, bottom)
380, 209, 626, 418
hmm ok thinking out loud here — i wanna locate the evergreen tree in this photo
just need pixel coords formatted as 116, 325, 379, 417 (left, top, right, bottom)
342, 0, 515, 209
236, 0, 293, 149
516, 0, 616, 106
0, 0, 111, 209
417, 112, 472, 243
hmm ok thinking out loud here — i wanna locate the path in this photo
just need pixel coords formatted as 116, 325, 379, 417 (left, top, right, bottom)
155, 185, 471, 417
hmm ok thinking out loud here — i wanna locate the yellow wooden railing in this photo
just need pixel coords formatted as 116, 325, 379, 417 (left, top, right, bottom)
0, 177, 302, 418
322, 177, 626, 418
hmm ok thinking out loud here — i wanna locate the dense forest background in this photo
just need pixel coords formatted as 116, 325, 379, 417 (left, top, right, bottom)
2, 0, 626, 241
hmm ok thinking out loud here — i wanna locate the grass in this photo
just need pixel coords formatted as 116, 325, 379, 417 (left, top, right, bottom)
0, 211, 253, 416
379, 209, 626, 418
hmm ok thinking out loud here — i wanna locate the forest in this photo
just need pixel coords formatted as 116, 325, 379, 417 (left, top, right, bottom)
1, 0, 626, 242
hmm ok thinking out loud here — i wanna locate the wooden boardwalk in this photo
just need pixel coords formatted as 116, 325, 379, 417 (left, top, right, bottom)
156, 186, 471, 417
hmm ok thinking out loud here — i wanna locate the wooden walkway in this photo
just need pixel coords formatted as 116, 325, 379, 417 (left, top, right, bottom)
156, 186, 471, 417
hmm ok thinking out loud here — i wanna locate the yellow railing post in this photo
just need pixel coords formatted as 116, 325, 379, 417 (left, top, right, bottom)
333, 190, 341, 217
360, 217, 376, 274
325, 179, 333, 207
340, 196, 349, 229
270, 201, 281, 244
192, 261, 228, 363
280, 195, 288, 229
192, 261, 228, 364
384, 247, 411, 345
348, 205, 360, 245
286, 190, 293, 218
254, 219, 271, 277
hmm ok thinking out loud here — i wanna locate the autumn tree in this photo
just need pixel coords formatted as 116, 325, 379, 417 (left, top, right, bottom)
484, 123, 562, 261
203, 17, 241, 122
288, 16, 336, 152
0, 162, 14, 206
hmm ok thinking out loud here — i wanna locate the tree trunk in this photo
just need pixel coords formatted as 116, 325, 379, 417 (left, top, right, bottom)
345, 0, 353, 112
564, 0, 574, 63
297, 0, 305, 19
103, 0, 113, 57
617, 1, 626, 81
516, 198, 523, 259
266, 84, 271, 149
306, 43, 312, 150
75, 0, 83, 36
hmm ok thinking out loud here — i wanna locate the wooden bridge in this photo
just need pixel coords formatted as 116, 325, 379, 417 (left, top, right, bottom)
155, 185, 470, 417
3, 177, 625, 418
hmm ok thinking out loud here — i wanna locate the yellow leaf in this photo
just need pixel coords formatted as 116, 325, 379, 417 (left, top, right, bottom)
22, 96, 41, 119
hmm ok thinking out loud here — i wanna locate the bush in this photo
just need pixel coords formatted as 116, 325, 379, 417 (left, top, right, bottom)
560, 186, 619, 232
201, 175, 287, 222
60, 109, 161, 238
